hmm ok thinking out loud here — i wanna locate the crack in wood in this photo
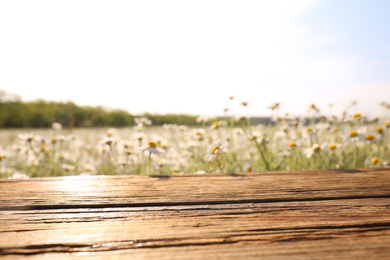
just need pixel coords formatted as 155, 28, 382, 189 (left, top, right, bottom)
2, 194, 390, 211
2, 223, 389, 255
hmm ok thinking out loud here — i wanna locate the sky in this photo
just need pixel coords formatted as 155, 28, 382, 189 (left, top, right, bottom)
0, 0, 389, 118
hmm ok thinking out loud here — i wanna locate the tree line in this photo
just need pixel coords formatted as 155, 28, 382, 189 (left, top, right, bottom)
0, 90, 199, 128
0, 90, 272, 128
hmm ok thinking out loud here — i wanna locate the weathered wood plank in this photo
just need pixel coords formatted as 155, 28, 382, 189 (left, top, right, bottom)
4, 236, 390, 260
1, 168, 390, 209
1, 168, 390, 259
1, 198, 390, 257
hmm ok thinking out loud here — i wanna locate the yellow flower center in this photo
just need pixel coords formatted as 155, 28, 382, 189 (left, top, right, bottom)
371, 157, 379, 165
211, 146, 219, 154
306, 127, 312, 133
312, 145, 321, 153
212, 121, 219, 127
352, 113, 361, 119
328, 144, 337, 150
348, 130, 358, 138
288, 142, 296, 148
148, 141, 157, 149
51, 137, 57, 144
106, 131, 112, 137
377, 126, 383, 134
246, 166, 252, 172
0, 155, 3, 161
365, 134, 375, 141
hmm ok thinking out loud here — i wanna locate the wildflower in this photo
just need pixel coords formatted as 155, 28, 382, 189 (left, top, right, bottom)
100, 137, 116, 146
192, 129, 205, 141
52, 122, 62, 130
286, 141, 300, 150
360, 133, 380, 143
371, 157, 380, 165
336, 161, 345, 169
160, 142, 169, 151
307, 103, 320, 113
304, 144, 321, 158
365, 157, 381, 168
327, 143, 337, 151
343, 130, 361, 142
385, 120, 390, 129
348, 130, 358, 138
62, 164, 76, 173
210, 121, 226, 129
134, 117, 152, 126
243, 160, 255, 173
9, 172, 29, 179
196, 115, 209, 124
268, 102, 280, 110
106, 128, 118, 137
0, 150, 7, 163
18, 133, 35, 143
143, 141, 160, 154
240, 101, 249, 107
211, 121, 220, 129
352, 113, 361, 120
238, 115, 248, 122
206, 140, 225, 160
134, 132, 144, 143
248, 131, 263, 143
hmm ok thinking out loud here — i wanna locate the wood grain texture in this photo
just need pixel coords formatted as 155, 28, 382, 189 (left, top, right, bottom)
1, 168, 390, 259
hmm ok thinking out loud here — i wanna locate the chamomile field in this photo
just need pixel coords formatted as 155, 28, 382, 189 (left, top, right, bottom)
0, 102, 389, 179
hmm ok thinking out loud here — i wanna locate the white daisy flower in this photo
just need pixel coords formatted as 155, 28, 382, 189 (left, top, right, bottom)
142, 141, 160, 154
304, 144, 322, 158
206, 140, 225, 160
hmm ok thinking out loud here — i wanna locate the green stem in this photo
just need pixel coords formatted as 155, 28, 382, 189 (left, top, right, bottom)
254, 139, 270, 171
317, 153, 326, 169
109, 145, 123, 172
148, 152, 152, 175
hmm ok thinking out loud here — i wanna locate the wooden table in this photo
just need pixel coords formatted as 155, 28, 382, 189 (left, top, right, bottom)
1, 168, 390, 259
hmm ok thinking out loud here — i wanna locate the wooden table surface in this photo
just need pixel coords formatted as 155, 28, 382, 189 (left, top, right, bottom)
1, 168, 390, 259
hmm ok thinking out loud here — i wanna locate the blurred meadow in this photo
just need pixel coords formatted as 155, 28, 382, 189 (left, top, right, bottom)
1, 96, 389, 178
1, 1, 390, 178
